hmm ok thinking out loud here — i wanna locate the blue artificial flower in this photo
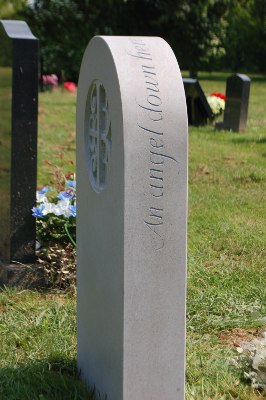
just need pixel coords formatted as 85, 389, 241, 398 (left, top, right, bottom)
32, 205, 45, 218
69, 204, 76, 217
38, 186, 50, 194
58, 190, 74, 200
66, 180, 76, 188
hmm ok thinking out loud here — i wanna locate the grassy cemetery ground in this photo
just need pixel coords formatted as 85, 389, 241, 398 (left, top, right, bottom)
0, 73, 265, 399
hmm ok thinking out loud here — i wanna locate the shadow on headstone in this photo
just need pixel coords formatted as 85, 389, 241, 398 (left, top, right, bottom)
0, 20, 38, 263
183, 78, 213, 126
215, 73, 251, 132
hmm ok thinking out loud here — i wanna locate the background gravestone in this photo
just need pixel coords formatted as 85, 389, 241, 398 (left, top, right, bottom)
183, 78, 213, 125
216, 73, 251, 132
77, 36, 188, 400
0, 20, 38, 263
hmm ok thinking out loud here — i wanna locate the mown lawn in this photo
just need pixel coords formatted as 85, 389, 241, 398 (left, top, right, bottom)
0, 72, 265, 399
185, 72, 266, 399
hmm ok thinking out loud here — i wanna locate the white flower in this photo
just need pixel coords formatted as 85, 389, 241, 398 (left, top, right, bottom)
53, 198, 72, 218
36, 193, 48, 203
207, 95, 225, 116
36, 187, 50, 203
42, 201, 56, 215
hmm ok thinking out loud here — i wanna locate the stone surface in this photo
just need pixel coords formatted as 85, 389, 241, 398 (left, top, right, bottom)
183, 78, 213, 125
77, 36, 187, 400
216, 73, 251, 132
0, 20, 38, 263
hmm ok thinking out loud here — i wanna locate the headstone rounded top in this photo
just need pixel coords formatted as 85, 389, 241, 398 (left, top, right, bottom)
182, 78, 197, 84
228, 73, 251, 83
0, 20, 37, 40
77, 35, 188, 195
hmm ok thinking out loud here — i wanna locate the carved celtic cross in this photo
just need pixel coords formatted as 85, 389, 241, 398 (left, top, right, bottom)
87, 80, 111, 193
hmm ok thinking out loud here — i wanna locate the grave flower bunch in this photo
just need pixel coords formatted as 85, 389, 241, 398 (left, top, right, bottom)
32, 172, 76, 247
41, 74, 58, 90
207, 92, 226, 117
63, 81, 77, 92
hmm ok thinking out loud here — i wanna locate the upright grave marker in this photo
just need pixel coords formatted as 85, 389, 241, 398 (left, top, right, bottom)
183, 78, 213, 125
77, 36, 188, 400
216, 73, 251, 132
0, 20, 38, 263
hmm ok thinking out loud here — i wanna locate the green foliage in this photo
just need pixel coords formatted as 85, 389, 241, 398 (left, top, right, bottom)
0, 0, 27, 18
21, 0, 230, 80
21, 1, 266, 79
153, 0, 229, 76
23, 0, 126, 80
36, 215, 76, 247
223, 0, 266, 72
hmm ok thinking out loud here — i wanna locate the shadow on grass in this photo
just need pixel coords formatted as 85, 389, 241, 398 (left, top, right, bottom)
182, 71, 228, 81
182, 71, 266, 82
0, 356, 95, 400
199, 72, 266, 82
43, 100, 76, 107
232, 136, 266, 144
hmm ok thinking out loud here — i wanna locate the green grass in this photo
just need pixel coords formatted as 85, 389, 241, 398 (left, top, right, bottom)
37, 89, 76, 186
0, 288, 94, 399
186, 72, 266, 399
1, 72, 266, 399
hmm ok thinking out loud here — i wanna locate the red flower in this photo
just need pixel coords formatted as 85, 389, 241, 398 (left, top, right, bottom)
63, 82, 77, 92
211, 92, 226, 101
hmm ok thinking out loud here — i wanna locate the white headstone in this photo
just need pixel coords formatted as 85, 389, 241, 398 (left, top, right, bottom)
76, 36, 188, 400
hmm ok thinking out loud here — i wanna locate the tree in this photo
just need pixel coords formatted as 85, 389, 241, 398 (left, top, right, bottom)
22, 0, 265, 80
223, 0, 266, 72
0, 0, 27, 18
23, 0, 232, 80
154, 0, 229, 76
23, 0, 127, 80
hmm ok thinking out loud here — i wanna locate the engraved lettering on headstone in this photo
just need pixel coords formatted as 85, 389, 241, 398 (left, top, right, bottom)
127, 38, 180, 250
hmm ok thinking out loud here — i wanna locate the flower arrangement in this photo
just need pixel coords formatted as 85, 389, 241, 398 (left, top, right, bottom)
211, 92, 226, 101
207, 92, 226, 117
32, 159, 77, 289
63, 81, 77, 92
32, 168, 76, 248
41, 74, 58, 90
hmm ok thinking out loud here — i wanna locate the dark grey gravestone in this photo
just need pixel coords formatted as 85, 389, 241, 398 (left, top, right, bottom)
183, 78, 213, 126
216, 73, 251, 132
0, 20, 38, 263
